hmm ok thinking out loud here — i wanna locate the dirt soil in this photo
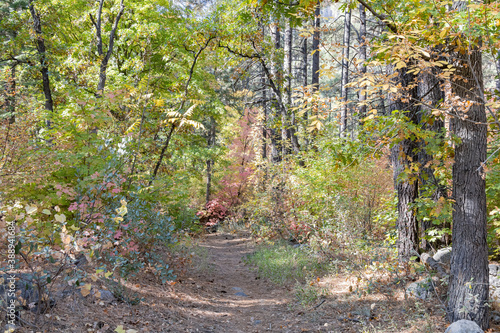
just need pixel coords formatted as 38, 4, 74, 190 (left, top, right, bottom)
8, 231, 500, 332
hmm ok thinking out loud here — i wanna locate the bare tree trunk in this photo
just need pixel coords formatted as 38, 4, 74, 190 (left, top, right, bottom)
284, 18, 300, 154
301, 34, 309, 151
205, 118, 216, 205
259, 21, 268, 162
447, 43, 489, 330
29, 0, 54, 126
311, 0, 320, 92
340, 9, 351, 137
270, 22, 283, 162
389, 65, 420, 263
358, 4, 367, 121
149, 123, 175, 185
496, 55, 500, 93
262, 69, 268, 161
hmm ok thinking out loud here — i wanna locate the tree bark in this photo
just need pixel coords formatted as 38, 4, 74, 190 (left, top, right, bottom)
417, 64, 447, 251
447, 43, 489, 330
301, 34, 309, 151
389, 65, 420, 263
358, 4, 367, 121
311, 0, 320, 92
340, 9, 351, 137
284, 18, 300, 154
205, 118, 216, 205
29, 1, 54, 124
495, 55, 500, 93
269, 22, 283, 162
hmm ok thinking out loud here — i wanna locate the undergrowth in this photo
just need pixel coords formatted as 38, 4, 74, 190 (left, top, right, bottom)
245, 241, 331, 306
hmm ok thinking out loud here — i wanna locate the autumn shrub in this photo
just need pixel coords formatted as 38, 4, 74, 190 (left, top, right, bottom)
0, 128, 179, 286
196, 199, 229, 227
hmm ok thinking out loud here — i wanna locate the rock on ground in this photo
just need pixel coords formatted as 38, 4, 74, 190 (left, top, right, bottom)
433, 247, 452, 266
490, 264, 500, 312
406, 277, 436, 300
444, 319, 484, 333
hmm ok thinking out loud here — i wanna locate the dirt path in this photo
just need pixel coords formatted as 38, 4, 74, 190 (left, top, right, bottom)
164, 232, 314, 332
46, 231, 455, 332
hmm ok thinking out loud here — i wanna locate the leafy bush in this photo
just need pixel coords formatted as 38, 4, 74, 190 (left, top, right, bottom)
196, 199, 228, 227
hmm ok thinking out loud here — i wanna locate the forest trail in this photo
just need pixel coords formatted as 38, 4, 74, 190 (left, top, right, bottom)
161, 232, 324, 333
47, 231, 453, 332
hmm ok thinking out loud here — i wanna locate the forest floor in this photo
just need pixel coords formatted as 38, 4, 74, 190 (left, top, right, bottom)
11, 231, 500, 332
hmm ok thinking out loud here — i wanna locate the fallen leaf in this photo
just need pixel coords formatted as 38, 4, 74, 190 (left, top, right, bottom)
115, 325, 126, 333
80, 283, 92, 297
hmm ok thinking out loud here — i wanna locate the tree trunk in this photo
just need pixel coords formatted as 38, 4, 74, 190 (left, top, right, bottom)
262, 66, 268, 161
92, 0, 124, 95
284, 18, 300, 154
205, 117, 216, 205
205, 159, 212, 204
447, 44, 489, 330
417, 64, 447, 252
389, 65, 420, 263
270, 22, 283, 162
149, 123, 175, 185
358, 4, 367, 121
301, 34, 309, 151
29, 0, 54, 125
340, 9, 351, 137
495, 55, 500, 93
311, 0, 320, 92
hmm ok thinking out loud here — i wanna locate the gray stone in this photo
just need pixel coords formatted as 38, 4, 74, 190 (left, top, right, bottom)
0, 273, 54, 312
406, 278, 435, 300
234, 292, 249, 297
232, 287, 244, 292
433, 247, 452, 266
490, 275, 500, 288
492, 312, 500, 324
489, 264, 500, 276
421, 253, 447, 277
444, 319, 483, 333
353, 306, 371, 318
96, 289, 115, 302
490, 287, 500, 312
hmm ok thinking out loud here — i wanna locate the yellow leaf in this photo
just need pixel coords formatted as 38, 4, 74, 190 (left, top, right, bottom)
42, 209, 51, 215
80, 283, 92, 297
115, 325, 126, 333
395, 61, 406, 69
363, 114, 375, 122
